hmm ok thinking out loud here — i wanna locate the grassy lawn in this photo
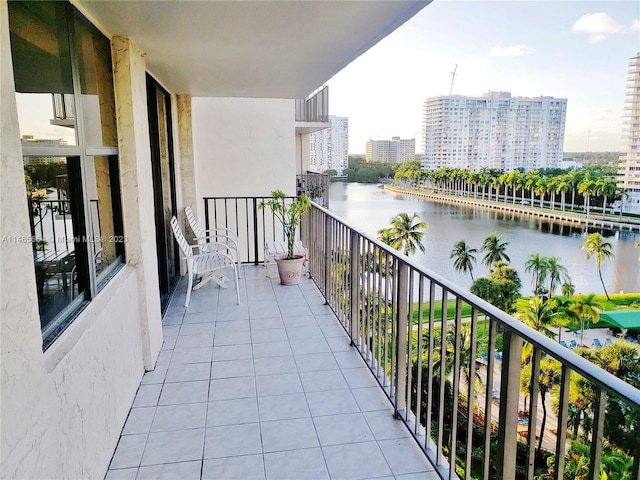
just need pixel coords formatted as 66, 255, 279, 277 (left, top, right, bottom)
395, 293, 640, 364
410, 299, 474, 325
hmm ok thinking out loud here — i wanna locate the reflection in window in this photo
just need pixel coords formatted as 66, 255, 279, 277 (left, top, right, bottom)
10, 1, 77, 145
72, 7, 117, 148
26, 157, 86, 330
88, 155, 125, 286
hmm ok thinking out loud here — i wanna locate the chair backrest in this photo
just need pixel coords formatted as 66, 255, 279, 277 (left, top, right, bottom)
184, 206, 205, 240
170, 216, 192, 257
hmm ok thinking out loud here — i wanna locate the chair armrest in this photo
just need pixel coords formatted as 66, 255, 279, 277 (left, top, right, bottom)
194, 234, 238, 249
192, 240, 237, 257
201, 228, 238, 239
190, 251, 236, 264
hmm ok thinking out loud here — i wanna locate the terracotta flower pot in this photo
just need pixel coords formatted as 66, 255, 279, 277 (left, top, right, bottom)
274, 254, 305, 285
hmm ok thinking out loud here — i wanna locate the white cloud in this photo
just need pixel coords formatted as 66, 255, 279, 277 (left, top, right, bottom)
490, 45, 535, 57
632, 19, 640, 31
572, 12, 623, 43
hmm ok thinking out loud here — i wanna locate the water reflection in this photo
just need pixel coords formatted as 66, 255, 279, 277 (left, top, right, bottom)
329, 182, 640, 296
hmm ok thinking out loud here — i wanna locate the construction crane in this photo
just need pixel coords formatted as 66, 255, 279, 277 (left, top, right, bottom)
449, 63, 458, 96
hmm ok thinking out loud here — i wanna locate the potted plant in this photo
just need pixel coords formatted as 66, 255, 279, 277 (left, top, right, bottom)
259, 190, 311, 285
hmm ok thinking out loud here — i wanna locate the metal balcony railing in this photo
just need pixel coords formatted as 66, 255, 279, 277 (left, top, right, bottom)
295, 85, 329, 123
296, 172, 330, 208
52, 93, 74, 120
201, 196, 640, 479
302, 203, 640, 480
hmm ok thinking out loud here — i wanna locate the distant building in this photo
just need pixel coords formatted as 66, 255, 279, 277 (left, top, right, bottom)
560, 157, 582, 170
617, 53, 640, 214
310, 115, 348, 175
21, 136, 68, 165
365, 136, 415, 163
422, 91, 567, 172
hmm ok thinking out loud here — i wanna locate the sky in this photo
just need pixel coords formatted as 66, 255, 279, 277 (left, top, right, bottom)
326, 0, 640, 154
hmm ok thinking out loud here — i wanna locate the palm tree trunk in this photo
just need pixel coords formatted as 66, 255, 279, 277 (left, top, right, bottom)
599, 268, 610, 300
538, 398, 547, 454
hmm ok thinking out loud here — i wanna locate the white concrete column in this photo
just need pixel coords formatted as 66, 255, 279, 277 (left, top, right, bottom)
177, 95, 196, 214
112, 36, 163, 370
297, 132, 312, 175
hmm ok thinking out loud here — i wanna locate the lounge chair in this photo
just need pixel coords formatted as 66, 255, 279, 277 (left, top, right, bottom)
560, 340, 569, 348
606, 337, 613, 345
593, 338, 603, 348
570, 340, 578, 349
185, 205, 240, 278
171, 216, 240, 307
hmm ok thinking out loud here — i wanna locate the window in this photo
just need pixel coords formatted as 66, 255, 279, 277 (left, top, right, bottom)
9, 1, 124, 349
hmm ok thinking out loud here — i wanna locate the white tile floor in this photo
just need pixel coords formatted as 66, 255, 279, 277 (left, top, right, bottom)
105, 266, 438, 480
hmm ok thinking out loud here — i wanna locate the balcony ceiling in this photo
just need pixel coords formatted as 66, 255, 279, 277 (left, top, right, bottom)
74, 0, 430, 98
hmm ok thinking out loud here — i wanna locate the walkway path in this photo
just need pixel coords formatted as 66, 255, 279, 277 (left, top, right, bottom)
385, 185, 640, 233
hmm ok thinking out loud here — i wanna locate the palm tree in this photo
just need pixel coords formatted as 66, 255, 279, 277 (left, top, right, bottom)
565, 169, 582, 211
595, 177, 617, 217
578, 173, 596, 215
520, 358, 561, 455
545, 257, 570, 297
561, 282, 576, 297
552, 296, 580, 344
581, 232, 614, 300
595, 341, 640, 379
377, 228, 395, 246
515, 297, 557, 339
535, 177, 548, 208
481, 233, 510, 268
555, 176, 570, 211
450, 240, 478, 280
524, 253, 548, 295
385, 212, 427, 256
569, 293, 602, 346
515, 296, 557, 363
524, 170, 540, 205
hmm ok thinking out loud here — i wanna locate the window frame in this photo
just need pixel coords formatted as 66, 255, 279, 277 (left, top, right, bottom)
10, 1, 125, 350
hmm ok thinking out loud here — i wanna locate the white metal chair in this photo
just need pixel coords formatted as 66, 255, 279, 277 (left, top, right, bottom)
184, 205, 241, 278
171, 216, 240, 307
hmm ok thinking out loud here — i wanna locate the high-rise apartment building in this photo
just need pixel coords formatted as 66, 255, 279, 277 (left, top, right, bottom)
310, 115, 349, 175
365, 136, 415, 163
422, 91, 567, 172
617, 53, 640, 214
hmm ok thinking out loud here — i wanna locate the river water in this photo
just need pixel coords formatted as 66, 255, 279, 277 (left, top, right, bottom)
328, 182, 640, 297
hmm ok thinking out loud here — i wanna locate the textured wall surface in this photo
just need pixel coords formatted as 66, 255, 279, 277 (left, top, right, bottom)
1, 10, 162, 478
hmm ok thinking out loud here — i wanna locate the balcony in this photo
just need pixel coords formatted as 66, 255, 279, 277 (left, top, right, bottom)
107, 199, 640, 480
295, 86, 330, 134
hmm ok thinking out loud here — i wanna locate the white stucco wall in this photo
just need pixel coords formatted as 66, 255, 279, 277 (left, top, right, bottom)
1, 4, 163, 478
192, 97, 298, 206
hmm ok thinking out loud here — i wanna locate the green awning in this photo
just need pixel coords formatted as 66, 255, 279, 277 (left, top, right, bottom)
598, 310, 640, 330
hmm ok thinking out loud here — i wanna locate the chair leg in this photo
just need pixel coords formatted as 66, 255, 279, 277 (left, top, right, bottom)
185, 272, 194, 307
233, 266, 240, 305
236, 248, 241, 278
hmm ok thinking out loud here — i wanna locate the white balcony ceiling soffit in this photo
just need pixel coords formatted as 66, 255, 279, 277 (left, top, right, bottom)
75, 0, 429, 98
